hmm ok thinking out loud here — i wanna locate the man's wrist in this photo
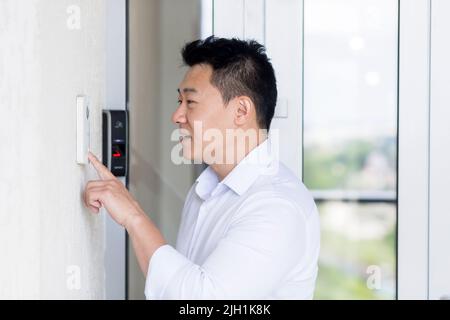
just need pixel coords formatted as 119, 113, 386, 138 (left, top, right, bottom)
123, 204, 146, 232
123, 204, 167, 274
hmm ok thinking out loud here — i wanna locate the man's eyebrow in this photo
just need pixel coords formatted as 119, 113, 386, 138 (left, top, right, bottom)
177, 88, 198, 94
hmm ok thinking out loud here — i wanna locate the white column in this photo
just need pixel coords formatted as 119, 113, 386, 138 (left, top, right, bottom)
428, 0, 450, 300
265, 0, 303, 178
397, 0, 431, 300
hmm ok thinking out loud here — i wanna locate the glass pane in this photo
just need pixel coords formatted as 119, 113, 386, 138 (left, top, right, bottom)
303, 0, 398, 299
314, 201, 396, 299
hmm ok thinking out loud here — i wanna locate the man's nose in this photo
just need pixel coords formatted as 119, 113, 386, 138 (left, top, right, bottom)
172, 105, 187, 124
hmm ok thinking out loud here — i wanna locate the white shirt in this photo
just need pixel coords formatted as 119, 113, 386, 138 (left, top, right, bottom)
145, 139, 320, 299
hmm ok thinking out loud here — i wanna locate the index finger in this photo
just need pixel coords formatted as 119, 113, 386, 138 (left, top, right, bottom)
88, 152, 116, 180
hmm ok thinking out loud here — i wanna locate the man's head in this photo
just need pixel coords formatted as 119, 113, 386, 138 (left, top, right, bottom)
172, 36, 277, 164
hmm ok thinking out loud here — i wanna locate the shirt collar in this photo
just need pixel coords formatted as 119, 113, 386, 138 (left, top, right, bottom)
195, 139, 275, 200
195, 166, 219, 201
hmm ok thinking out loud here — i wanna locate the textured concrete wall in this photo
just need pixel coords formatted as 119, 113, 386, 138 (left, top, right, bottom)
0, 0, 106, 299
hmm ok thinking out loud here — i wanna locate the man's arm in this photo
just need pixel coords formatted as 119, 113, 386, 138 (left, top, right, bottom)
84, 152, 166, 276
145, 196, 309, 299
125, 210, 166, 276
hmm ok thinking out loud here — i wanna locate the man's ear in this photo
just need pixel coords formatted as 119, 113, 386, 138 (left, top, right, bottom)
234, 96, 254, 126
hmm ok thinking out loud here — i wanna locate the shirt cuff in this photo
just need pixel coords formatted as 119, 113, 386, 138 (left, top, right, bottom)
144, 244, 191, 300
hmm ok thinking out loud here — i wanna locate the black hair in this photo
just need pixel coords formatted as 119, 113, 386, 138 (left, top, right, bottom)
181, 36, 277, 130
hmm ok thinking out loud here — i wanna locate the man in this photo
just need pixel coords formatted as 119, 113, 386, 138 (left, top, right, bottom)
85, 36, 320, 299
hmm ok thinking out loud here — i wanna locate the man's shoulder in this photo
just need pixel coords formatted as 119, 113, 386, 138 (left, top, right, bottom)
252, 162, 310, 197
243, 162, 318, 217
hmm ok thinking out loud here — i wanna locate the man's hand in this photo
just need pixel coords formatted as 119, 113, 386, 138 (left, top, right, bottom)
85, 152, 166, 275
84, 152, 141, 228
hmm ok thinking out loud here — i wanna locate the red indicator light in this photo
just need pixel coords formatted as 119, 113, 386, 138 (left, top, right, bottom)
113, 151, 121, 158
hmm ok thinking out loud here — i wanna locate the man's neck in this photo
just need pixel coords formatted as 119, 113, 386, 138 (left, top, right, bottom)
210, 134, 267, 181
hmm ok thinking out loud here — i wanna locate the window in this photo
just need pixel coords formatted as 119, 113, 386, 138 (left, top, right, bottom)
303, 0, 399, 299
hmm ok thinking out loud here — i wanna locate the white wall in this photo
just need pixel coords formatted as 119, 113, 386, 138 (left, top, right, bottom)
128, 0, 200, 299
0, 0, 106, 299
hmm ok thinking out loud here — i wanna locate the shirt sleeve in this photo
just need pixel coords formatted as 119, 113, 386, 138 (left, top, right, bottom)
144, 197, 308, 299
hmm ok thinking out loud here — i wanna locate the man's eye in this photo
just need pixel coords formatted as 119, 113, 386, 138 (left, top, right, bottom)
177, 100, 182, 105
